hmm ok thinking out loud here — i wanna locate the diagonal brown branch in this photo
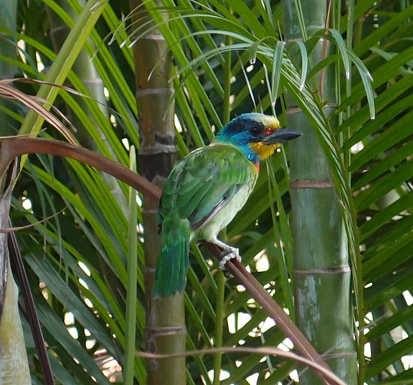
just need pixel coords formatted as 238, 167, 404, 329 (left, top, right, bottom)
0, 137, 335, 384
0, 137, 161, 202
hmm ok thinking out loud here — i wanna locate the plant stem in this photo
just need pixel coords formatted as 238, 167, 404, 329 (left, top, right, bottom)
124, 147, 138, 385
213, 14, 232, 384
213, 271, 225, 385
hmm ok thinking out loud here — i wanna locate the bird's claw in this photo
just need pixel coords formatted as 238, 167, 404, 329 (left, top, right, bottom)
219, 247, 241, 270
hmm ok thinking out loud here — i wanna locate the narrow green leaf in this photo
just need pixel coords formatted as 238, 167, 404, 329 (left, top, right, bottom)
270, 41, 285, 105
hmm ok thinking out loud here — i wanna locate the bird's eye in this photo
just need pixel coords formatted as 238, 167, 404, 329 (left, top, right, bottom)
249, 126, 262, 135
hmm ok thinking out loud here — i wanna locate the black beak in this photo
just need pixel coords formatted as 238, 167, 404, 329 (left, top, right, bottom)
262, 128, 302, 144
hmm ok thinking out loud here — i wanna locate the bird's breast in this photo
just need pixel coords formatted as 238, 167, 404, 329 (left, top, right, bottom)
193, 176, 257, 243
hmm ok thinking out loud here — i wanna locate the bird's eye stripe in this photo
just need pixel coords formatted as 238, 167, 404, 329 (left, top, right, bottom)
250, 126, 262, 135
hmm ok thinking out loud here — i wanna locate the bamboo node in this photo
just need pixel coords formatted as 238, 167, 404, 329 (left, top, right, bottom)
142, 266, 156, 273
139, 144, 177, 155
145, 326, 187, 338
290, 180, 333, 188
136, 88, 173, 97
293, 266, 351, 275
145, 326, 187, 369
286, 103, 338, 114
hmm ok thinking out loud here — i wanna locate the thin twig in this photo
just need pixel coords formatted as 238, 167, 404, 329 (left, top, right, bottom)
136, 347, 346, 385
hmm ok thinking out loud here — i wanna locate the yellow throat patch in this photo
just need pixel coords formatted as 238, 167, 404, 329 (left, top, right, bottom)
249, 116, 281, 160
249, 142, 281, 160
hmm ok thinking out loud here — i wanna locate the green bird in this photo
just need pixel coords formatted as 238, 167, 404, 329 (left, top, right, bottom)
153, 113, 301, 298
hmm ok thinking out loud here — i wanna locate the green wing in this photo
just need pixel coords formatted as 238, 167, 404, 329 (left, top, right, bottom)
155, 143, 255, 297
158, 144, 255, 232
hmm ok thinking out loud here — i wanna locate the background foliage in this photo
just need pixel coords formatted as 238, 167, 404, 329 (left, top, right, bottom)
0, 0, 413, 384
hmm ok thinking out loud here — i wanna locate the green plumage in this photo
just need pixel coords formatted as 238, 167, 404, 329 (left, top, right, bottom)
152, 112, 301, 298
153, 144, 257, 298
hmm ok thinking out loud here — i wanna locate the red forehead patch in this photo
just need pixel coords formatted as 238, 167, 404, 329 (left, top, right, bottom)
265, 128, 273, 136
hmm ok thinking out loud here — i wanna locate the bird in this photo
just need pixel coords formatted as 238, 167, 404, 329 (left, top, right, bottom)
153, 113, 301, 298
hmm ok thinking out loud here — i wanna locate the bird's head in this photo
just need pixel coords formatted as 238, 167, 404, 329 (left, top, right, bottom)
214, 113, 301, 163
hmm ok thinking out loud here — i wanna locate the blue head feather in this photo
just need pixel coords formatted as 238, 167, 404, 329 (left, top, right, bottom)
214, 113, 278, 163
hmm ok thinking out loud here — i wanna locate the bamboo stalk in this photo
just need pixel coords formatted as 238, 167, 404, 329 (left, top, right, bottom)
129, 1, 185, 384
282, 1, 357, 384
46, 0, 127, 212
18, 0, 105, 139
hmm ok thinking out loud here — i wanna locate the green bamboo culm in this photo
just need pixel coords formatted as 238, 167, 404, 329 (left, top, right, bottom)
282, 1, 357, 384
45, 0, 128, 213
123, 146, 138, 385
18, 0, 106, 177
129, 1, 185, 385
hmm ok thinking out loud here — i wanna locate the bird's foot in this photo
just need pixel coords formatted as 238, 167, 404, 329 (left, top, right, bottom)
218, 247, 241, 270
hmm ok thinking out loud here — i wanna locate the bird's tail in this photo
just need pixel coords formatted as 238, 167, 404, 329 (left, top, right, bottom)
153, 228, 190, 298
